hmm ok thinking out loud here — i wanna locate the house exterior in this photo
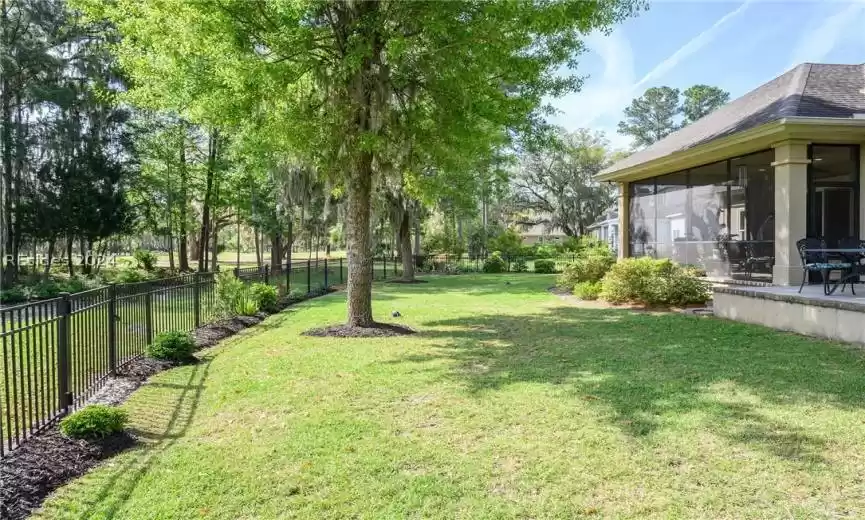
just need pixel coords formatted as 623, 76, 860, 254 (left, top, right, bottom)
598, 62, 865, 285
519, 222, 568, 246
587, 210, 619, 254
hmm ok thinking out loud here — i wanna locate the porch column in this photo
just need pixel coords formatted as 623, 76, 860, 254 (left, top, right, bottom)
772, 140, 810, 285
860, 144, 865, 241
617, 182, 629, 259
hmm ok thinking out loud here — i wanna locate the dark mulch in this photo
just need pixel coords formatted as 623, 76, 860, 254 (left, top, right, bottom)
387, 279, 429, 284
0, 430, 136, 520
302, 322, 416, 338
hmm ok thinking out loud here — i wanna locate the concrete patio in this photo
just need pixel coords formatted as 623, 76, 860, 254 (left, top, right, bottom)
713, 283, 865, 344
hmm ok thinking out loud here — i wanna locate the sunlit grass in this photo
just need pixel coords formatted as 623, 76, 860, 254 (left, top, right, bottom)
33, 274, 865, 519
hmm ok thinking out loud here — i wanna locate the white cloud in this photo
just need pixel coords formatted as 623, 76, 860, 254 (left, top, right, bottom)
788, 0, 865, 67
548, 29, 635, 147
550, 0, 752, 150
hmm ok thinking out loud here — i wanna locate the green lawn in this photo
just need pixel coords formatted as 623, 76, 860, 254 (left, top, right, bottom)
33, 275, 865, 519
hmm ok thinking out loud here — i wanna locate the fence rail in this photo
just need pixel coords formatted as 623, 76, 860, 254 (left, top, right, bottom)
0, 260, 347, 456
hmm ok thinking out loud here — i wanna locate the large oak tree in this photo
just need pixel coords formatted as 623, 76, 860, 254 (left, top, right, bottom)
83, 0, 641, 327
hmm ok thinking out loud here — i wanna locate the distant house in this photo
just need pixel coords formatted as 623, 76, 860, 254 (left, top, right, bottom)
588, 210, 619, 254
519, 222, 568, 245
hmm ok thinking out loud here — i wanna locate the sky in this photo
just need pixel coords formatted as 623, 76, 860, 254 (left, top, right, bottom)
548, 0, 865, 150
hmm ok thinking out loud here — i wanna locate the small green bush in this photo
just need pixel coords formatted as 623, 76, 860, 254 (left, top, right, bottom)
574, 281, 603, 300
534, 259, 557, 274
600, 257, 710, 306
535, 245, 557, 259
110, 268, 153, 284
235, 296, 260, 316
288, 288, 307, 301
147, 330, 196, 362
482, 252, 507, 273
215, 271, 245, 317
133, 249, 158, 271
557, 248, 615, 287
250, 283, 279, 312
59, 405, 128, 440
511, 258, 528, 273
0, 287, 26, 304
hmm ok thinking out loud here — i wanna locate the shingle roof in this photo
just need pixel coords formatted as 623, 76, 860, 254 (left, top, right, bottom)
601, 63, 865, 175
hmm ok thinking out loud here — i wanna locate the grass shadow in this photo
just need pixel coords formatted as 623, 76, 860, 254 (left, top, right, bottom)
406, 305, 865, 463
37, 356, 213, 519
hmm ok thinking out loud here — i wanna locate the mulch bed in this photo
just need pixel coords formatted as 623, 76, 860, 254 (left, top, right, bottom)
0, 430, 136, 520
302, 322, 416, 338
0, 295, 322, 519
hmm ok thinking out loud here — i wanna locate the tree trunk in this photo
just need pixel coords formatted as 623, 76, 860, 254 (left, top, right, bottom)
413, 216, 421, 256
270, 233, 281, 275
345, 160, 374, 327
254, 226, 261, 267
210, 219, 219, 271
43, 239, 55, 277
167, 234, 175, 271
399, 210, 414, 281
197, 128, 218, 272
0, 0, 14, 287
66, 237, 74, 277
178, 128, 190, 271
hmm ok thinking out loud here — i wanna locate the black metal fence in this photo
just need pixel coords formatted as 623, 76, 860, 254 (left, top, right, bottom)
417, 253, 576, 274
0, 260, 349, 456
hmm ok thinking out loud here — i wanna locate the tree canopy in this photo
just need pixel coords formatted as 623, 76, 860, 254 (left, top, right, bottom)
79, 0, 642, 327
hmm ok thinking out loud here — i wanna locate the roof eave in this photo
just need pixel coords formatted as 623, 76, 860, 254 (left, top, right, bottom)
596, 118, 865, 184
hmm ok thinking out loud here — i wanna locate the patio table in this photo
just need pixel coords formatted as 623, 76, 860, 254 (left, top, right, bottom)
804, 248, 865, 295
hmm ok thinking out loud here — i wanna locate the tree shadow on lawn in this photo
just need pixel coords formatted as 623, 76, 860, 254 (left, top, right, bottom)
407, 306, 865, 464
37, 356, 213, 519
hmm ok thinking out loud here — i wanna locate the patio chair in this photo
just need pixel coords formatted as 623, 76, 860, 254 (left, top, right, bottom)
835, 237, 865, 293
796, 237, 852, 293
744, 242, 773, 280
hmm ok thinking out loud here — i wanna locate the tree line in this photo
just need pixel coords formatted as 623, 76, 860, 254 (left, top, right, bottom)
2, 0, 732, 328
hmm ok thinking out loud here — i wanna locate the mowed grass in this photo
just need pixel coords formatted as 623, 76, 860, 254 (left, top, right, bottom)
33, 274, 865, 519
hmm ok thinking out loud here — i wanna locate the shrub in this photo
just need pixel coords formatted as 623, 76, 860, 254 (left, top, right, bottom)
518, 245, 537, 258
235, 296, 260, 316
109, 268, 153, 284
511, 258, 528, 273
482, 252, 507, 273
574, 281, 603, 300
215, 271, 245, 317
535, 245, 557, 259
600, 257, 710, 306
288, 288, 307, 301
249, 283, 279, 312
0, 287, 26, 304
556, 248, 615, 287
59, 405, 128, 440
147, 330, 196, 362
133, 249, 159, 271
487, 228, 523, 258
534, 259, 556, 274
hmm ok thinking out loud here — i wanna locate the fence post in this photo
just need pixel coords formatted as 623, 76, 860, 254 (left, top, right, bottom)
324, 258, 329, 289
144, 285, 153, 345
107, 283, 118, 376
193, 272, 201, 328
392, 255, 396, 277
57, 293, 73, 414
233, 266, 240, 279
340, 258, 344, 284
285, 261, 291, 293
307, 260, 311, 294
264, 264, 270, 284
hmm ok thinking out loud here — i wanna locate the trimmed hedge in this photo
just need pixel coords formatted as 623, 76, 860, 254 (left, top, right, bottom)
147, 330, 196, 362
60, 405, 128, 440
600, 257, 710, 306
534, 259, 556, 274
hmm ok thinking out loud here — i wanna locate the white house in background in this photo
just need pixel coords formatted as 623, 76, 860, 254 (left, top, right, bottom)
519, 222, 567, 245
587, 210, 619, 253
